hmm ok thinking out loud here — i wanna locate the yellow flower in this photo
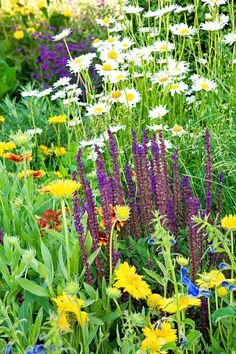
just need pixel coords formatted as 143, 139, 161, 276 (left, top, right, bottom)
48, 114, 67, 124
114, 262, 151, 300
53, 170, 63, 178
36, 0, 46, 9
55, 147, 66, 157
114, 205, 130, 222
147, 294, 162, 309
141, 322, 177, 354
13, 30, 24, 40
61, 8, 72, 17
53, 292, 88, 331
221, 215, 236, 230
217, 286, 228, 297
18, 169, 46, 179
39, 145, 52, 156
40, 179, 81, 198
0, 115, 5, 123
0, 141, 16, 156
176, 256, 189, 266
196, 270, 225, 288
27, 27, 36, 34
159, 295, 201, 313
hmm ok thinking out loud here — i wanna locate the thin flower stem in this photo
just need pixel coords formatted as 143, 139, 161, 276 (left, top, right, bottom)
109, 220, 117, 285
61, 198, 71, 283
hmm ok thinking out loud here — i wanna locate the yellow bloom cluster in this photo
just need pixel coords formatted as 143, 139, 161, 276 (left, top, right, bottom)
54, 147, 66, 156
0, 141, 16, 156
13, 30, 24, 40
114, 262, 151, 300
141, 322, 177, 354
18, 169, 46, 179
147, 293, 201, 313
48, 114, 67, 124
40, 179, 81, 198
221, 215, 236, 230
0, 115, 5, 123
53, 292, 88, 331
39, 145, 52, 156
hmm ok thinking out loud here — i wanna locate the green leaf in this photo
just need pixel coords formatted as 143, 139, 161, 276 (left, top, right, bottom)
160, 343, 177, 352
83, 282, 98, 299
186, 330, 202, 348
58, 245, 68, 279
88, 247, 101, 266
88, 314, 104, 326
41, 241, 54, 283
143, 267, 163, 284
29, 307, 44, 345
71, 241, 80, 275
212, 307, 236, 324
18, 278, 49, 297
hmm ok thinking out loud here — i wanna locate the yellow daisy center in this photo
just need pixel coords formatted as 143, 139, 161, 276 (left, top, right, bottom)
126, 93, 135, 101
200, 83, 209, 90
103, 17, 110, 24
159, 77, 168, 83
180, 28, 190, 35
94, 107, 104, 113
108, 37, 115, 42
108, 51, 118, 60
171, 84, 180, 90
160, 45, 167, 51
112, 90, 122, 99
102, 64, 113, 71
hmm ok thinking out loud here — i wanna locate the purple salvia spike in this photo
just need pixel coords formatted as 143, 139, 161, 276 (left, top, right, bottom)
108, 130, 124, 205
171, 149, 179, 240
159, 130, 171, 212
188, 196, 200, 282
125, 163, 140, 239
181, 175, 192, 230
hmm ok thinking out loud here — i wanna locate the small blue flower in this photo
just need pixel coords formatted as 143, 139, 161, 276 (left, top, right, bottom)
181, 267, 211, 298
169, 239, 176, 245
4, 344, 12, 354
229, 285, 236, 292
148, 238, 156, 245
26, 345, 47, 354
219, 262, 228, 270
177, 332, 188, 350
221, 281, 229, 287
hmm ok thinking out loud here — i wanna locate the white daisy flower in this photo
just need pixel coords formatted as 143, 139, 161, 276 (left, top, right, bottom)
51, 90, 66, 101
100, 48, 124, 63
197, 57, 207, 65
222, 32, 236, 46
86, 102, 110, 116
109, 90, 123, 103
170, 23, 197, 36
149, 105, 169, 119
169, 82, 188, 96
37, 88, 53, 98
153, 40, 175, 53
119, 37, 135, 50
52, 28, 72, 41
147, 124, 169, 131
26, 128, 43, 135
109, 70, 129, 83
96, 17, 116, 27
171, 124, 186, 136
151, 71, 172, 86
155, 4, 176, 18
67, 53, 96, 74
123, 5, 143, 14
119, 88, 141, 107
201, 0, 226, 9
95, 61, 119, 76
68, 118, 81, 127
174, 5, 195, 13
167, 59, 189, 76
53, 77, 71, 88
200, 14, 229, 31
21, 89, 39, 97
191, 77, 217, 92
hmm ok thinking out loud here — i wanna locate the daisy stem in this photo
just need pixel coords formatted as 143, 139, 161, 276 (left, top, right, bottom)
61, 198, 71, 283
230, 230, 234, 304
207, 297, 213, 337
109, 220, 117, 285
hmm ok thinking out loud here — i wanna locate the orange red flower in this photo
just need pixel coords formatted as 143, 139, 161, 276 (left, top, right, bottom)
4, 153, 32, 162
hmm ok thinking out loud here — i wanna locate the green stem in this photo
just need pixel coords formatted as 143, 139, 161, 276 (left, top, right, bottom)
109, 220, 117, 285
61, 198, 71, 283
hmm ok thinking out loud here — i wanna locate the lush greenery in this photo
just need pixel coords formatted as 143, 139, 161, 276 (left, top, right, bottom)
0, 0, 236, 353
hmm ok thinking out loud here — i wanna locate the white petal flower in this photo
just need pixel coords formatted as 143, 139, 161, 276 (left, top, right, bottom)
52, 28, 72, 41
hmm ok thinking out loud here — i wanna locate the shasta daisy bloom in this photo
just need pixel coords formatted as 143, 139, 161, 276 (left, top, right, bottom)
169, 82, 188, 96
40, 179, 81, 199
151, 71, 172, 86
174, 4, 195, 13
96, 17, 116, 27
95, 61, 119, 76
167, 59, 189, 76
153, 40, 175, 53
67, 53, 96, 74
141, 322, 177, 354
86, 102, 110, 116
170, 23, 197, 36
52, 28, 72, 41
149, 105, 169, 119
119, 88, 141, 107
100, 48, 124, 63
21, 89, 39, 98
53, 77, 71, 88
201, 0, 226, 8
221, 215, 236, 230
37, 88, 53, 98
200, 14, 229, 31
191, 77, 217, 92
119, 37, 134, 50
147, 124, 167, 132
123, 5, 143, 13
48, 114, 67, 124
51, 91, 66, 101
171, 124, 185, 136
114, 262, 151, 299
223, 32, 236, 46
